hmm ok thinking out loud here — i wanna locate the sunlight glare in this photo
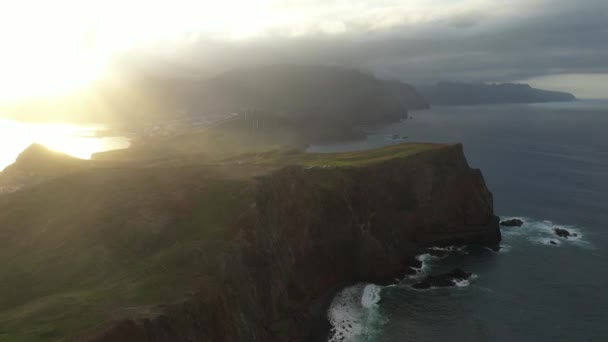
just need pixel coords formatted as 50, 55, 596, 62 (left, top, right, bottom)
0, 119, 130, 170
0, 0, 281, 100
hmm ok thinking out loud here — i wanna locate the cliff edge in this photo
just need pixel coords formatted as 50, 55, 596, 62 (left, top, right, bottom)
88, 143, 499, 342
0, 143, 499, 341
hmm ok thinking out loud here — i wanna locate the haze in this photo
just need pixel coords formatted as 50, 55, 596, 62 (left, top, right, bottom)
0, 0, 607, 111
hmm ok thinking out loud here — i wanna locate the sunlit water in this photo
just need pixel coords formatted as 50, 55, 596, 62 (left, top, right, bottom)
0, 119, 130, 170
312, 100, 608, 342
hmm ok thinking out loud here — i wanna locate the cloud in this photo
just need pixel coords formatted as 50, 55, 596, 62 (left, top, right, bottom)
110, 0, 607, 86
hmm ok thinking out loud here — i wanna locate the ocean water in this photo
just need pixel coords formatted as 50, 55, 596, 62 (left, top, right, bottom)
312, 100, 608, 342
0, 119, 130, 170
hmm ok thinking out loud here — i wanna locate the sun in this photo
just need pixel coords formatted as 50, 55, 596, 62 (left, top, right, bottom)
0, 0, 284, 102
0, 2, 113, 101
0, 49, 108, 102
0, 0, 168, 102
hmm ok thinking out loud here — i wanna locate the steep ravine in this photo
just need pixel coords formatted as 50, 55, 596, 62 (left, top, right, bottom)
89, 144, 500, 342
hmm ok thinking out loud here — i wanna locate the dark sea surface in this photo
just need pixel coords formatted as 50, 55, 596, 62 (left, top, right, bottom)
310, 100, 608, 342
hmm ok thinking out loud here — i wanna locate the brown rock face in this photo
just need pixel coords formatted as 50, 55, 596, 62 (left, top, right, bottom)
89, 143, 499, 342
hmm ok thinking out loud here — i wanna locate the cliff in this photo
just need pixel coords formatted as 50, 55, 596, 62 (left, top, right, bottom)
204, 65, 430, 123
0, 143, 499, 341
419, 82, 576, 105
95, 65, 428, 126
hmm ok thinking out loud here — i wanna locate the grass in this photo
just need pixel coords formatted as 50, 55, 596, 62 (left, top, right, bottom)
0, 142, 447, 341
217, 142, 444, 167
0, 168, 251, 342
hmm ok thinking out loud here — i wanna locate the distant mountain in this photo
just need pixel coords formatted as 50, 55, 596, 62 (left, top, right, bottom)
418, 82, 576, 106
204, 65, 429, 124
99, 65, 428, 125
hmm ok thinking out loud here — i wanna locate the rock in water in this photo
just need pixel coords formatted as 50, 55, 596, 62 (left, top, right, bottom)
405, 257, 424, 275
427, 249, 450, 259
554, 228, 572, 238
500, 219, 524, 227
412, 268, 472, 289
549, 240, 558, 245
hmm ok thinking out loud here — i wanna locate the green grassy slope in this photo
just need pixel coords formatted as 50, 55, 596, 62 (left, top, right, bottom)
0, 167, 252, 341
0, 142, 442, 341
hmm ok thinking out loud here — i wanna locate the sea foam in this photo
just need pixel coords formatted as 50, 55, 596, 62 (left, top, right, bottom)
428, 245, 468, 253
328, 283, 385, 342
407, 253, 436, 280
361, 284, 382, 308
500, 216, 591, 248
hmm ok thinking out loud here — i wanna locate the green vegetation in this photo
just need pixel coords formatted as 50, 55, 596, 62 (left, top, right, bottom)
218, 142, 443, 167
0, 167, 251, 342
0, 142, 444, 341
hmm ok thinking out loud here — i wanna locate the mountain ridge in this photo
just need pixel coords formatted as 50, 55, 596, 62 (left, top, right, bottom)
418, 81, 576, 105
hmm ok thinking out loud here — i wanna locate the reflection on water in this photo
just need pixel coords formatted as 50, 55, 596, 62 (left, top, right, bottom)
0, 119, 130, 170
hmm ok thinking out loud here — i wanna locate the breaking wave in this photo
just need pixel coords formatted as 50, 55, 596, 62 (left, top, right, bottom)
328, 284, 386, 342
428, 245, 468, 253
500, 216, 591, 248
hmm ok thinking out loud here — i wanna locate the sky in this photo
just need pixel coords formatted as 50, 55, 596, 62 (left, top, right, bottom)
0, 0, 607, 100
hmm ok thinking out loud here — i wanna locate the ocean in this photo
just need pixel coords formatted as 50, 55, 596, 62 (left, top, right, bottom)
0, 119, 130, 170
310, 100, 608, 342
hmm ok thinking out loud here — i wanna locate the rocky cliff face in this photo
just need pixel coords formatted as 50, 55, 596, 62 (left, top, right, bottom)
90, 144, 499, 342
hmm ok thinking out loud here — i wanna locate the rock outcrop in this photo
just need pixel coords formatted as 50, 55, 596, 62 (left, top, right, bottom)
88, 143, 500, 342
412, 268, 473, 289
554, 228, 576, 238
500, 218, 524, 227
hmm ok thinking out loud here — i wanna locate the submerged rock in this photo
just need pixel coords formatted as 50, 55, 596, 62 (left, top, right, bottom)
426, 248, 452, 259
412, 268, 472, 289
549, 240, 558, 245
554, 228, 572, 238
500, 219, 524, 227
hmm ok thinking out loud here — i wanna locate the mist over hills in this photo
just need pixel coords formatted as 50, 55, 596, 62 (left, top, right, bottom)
0, 64, 581, 127
99, 64, 429, 125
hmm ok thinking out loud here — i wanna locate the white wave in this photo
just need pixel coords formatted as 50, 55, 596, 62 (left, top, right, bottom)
532, 237, 561, 246
500, 216, 591, 248
408, 253, 436, 280
361, 284, 382, 308
499, 216, 530, 237
328, 285, 365, 342
416, 253, 438, 262
408, 248, 470, 281
501, 215, 529, 222
498, 244, 512, 253
486, 244, 512, 253
454, 279, 470, 287
327, 283, 386, 342
428, 245, 467, 253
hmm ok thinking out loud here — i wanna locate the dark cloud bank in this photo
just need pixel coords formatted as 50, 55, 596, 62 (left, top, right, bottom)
121, 0, 608, 87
